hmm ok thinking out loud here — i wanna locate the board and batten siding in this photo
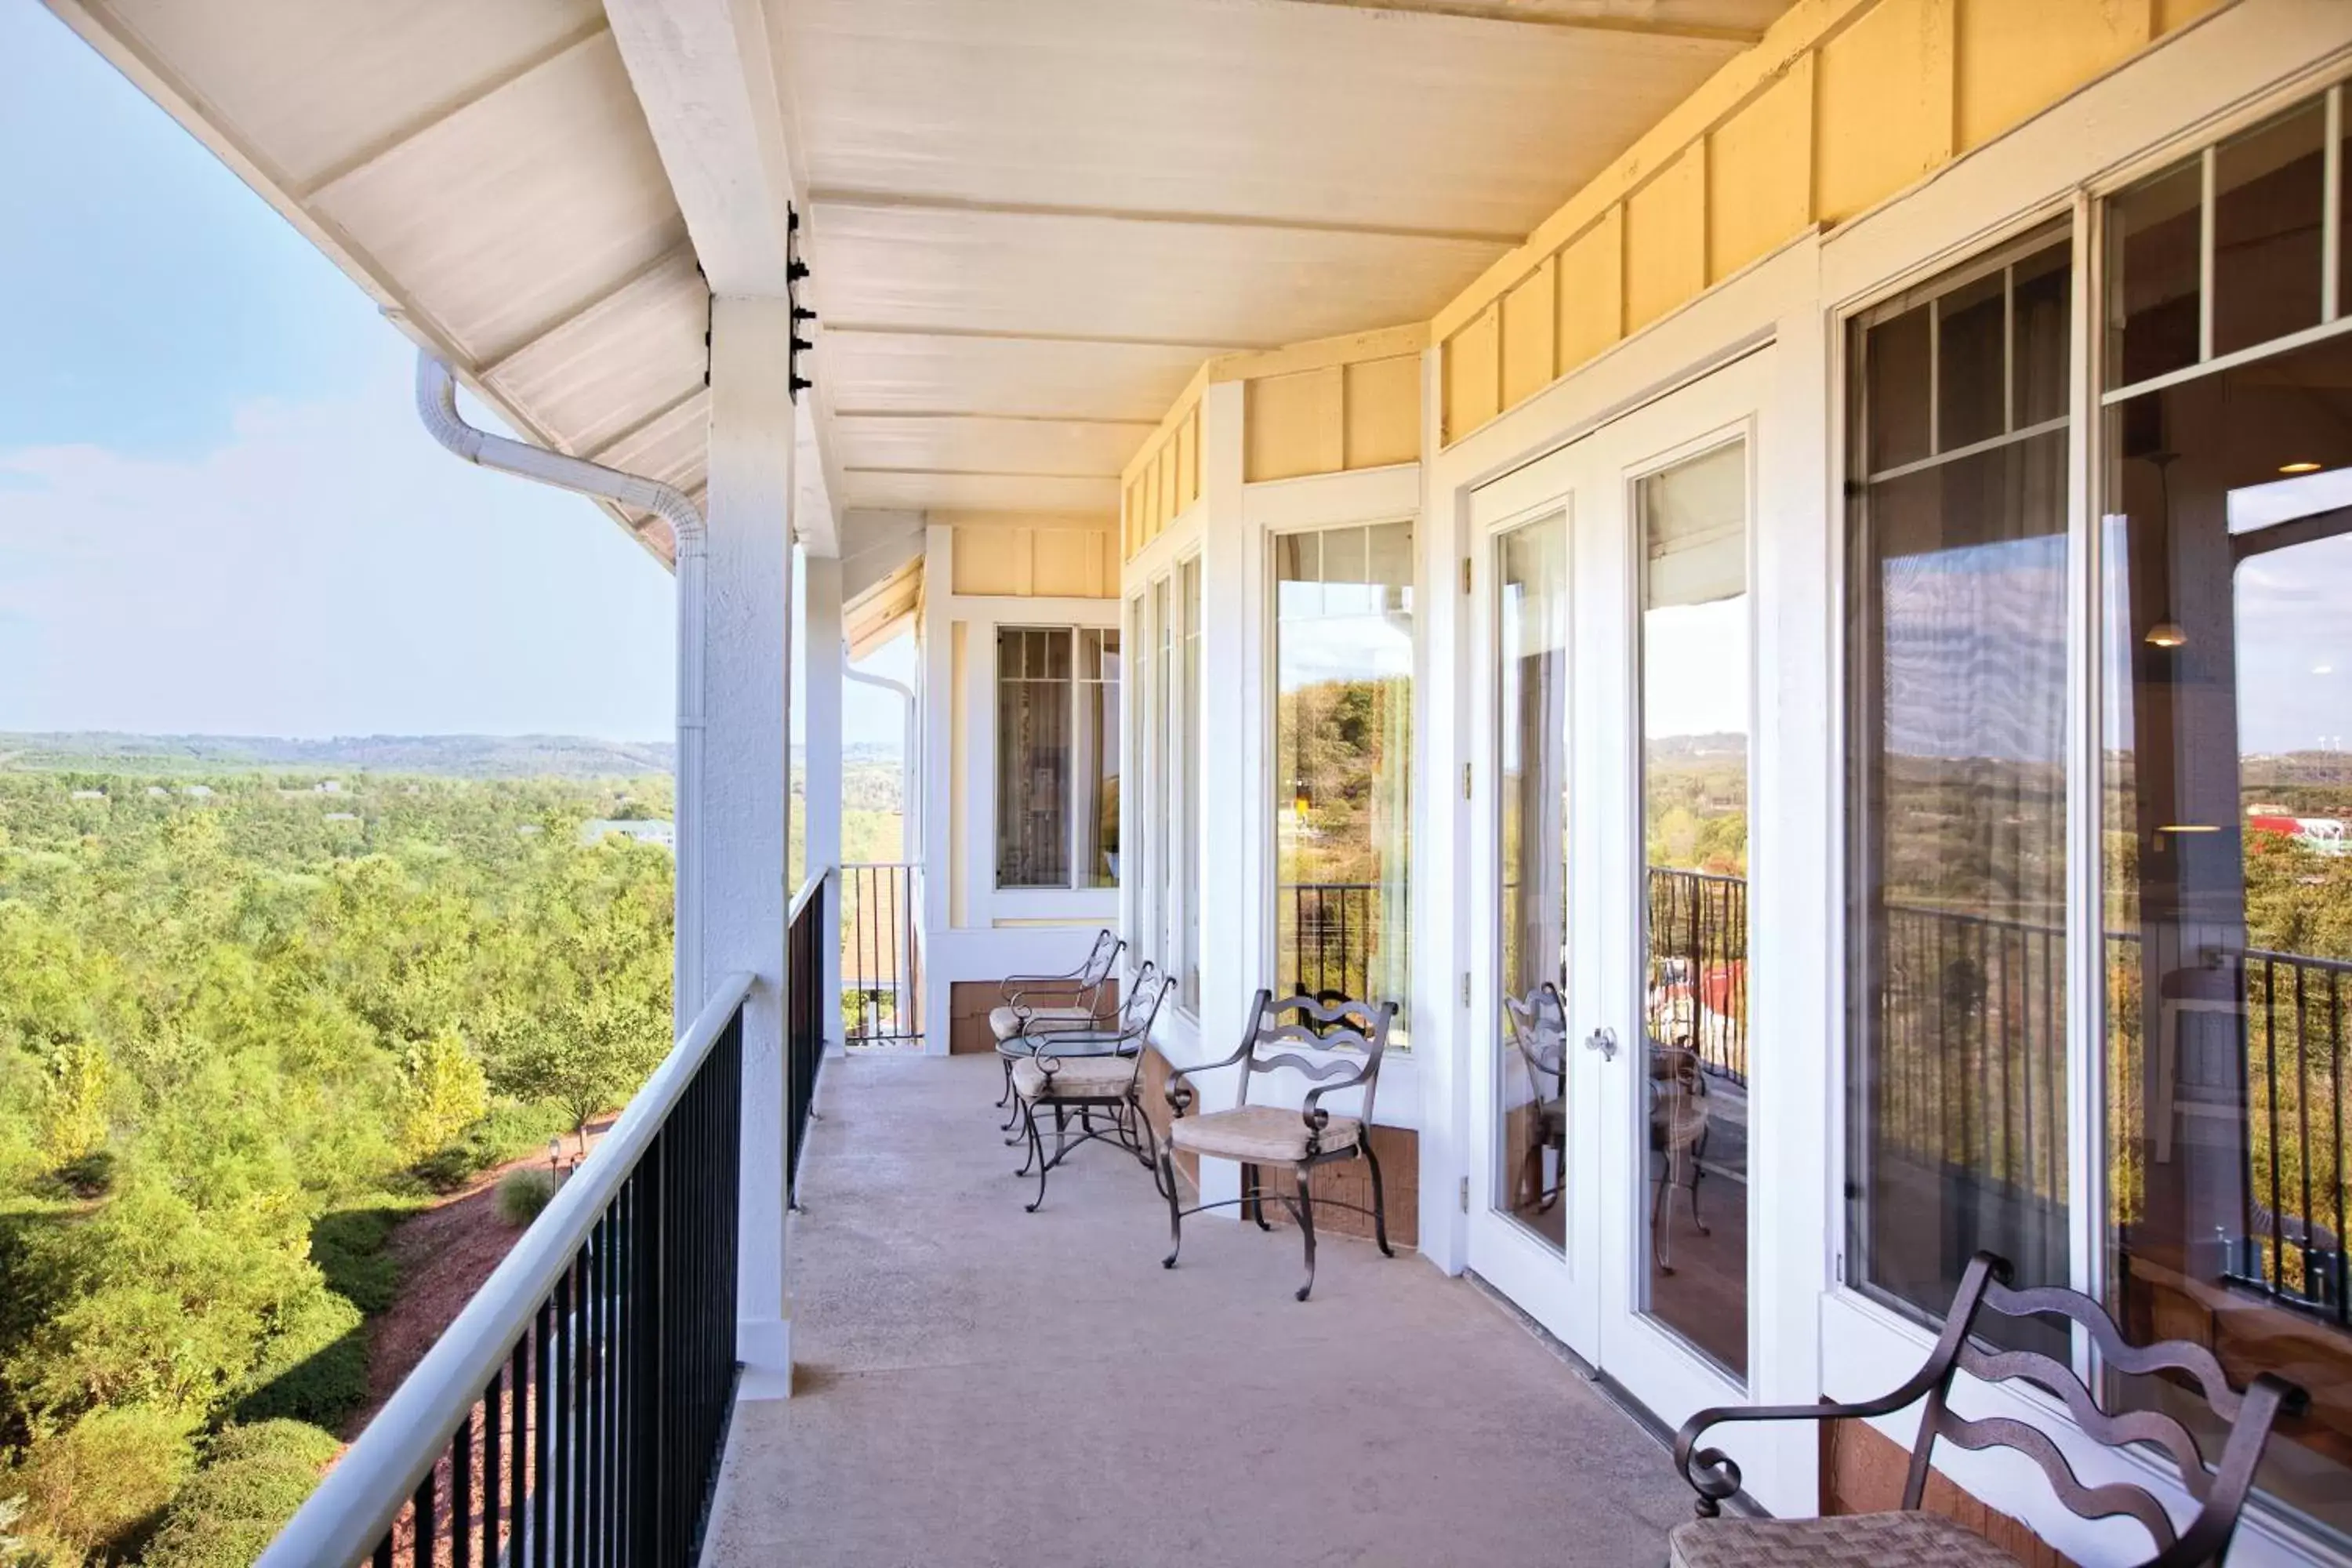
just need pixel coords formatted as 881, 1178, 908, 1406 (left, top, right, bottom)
1434, 0, 2234, 445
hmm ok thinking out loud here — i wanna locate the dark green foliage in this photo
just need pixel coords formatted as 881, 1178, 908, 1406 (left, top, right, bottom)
229, 1290, 366, 1428
139, 1421, 339, 1568
0, 767, 675, 1563
307, 1208, 408, 1315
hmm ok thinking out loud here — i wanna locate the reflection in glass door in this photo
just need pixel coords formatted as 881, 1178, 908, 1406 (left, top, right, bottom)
1494, 514, 1571, 1245
1635, 438, 1752, 1381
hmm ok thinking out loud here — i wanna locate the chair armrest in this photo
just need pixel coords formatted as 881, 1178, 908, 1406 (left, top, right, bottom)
1163, 1039, 1251, 1117
1300, 1059, 1375, 1134
1673, 1385, 1933, 1517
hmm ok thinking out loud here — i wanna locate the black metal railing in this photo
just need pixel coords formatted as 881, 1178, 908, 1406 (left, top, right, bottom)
1279, 881, 1377, 1003
840, 861, 922, 1046
789, 873, 826, 1196
1646, 868, 1750, 1084
260, 976, 753, 1568
2222, 946, 2350, 1327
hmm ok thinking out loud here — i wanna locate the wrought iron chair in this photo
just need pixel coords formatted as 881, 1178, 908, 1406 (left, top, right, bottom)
989, 928, 1125, 1113
1157, 989, 1396, 1301
1009, 964, 1174, 1213
1647, 1039, 1711, 1273
1668, 1250, 2308, 1567
1502, 982, 1568, 1215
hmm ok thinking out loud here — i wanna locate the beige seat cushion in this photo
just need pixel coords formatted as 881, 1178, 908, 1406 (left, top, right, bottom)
1668, 1513, 2023, 1568
1168, 1105, 1360, 1163
1011, 1054, 1138, 1101
989, 1002, 1092, 1040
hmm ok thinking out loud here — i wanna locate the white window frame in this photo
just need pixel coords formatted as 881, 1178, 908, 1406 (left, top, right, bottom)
991, 622, 1120, 895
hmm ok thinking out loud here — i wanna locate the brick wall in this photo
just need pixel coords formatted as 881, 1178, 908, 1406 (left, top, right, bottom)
1820, 1417, 2072, 1566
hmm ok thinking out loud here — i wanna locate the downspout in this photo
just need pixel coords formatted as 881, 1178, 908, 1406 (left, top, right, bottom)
843, 661, 918, 864
413, 351, 710, 1031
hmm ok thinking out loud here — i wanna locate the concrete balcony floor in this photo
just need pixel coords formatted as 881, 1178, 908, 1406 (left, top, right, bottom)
704, 1053, 1694, 1566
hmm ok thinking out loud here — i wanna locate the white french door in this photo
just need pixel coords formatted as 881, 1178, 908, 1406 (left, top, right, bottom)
1465, 350, 1773, 1443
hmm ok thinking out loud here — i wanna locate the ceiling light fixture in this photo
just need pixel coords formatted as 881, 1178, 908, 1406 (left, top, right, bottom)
2280, 460, 2325, 475
2146, 620, 2188, 648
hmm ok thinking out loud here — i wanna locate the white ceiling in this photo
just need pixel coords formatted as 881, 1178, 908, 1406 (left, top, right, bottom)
45, 0, 1789, 558
781, 0, 1784, 521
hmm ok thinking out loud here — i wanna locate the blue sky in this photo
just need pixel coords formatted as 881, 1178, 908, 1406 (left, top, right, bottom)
0, 6, 906, 747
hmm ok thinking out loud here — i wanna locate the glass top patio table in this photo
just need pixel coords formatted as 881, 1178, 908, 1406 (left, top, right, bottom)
995, 1029, 1134, 1059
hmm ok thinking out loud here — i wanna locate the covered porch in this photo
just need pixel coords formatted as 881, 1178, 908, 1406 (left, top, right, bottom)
702, 1051, 1693, 1567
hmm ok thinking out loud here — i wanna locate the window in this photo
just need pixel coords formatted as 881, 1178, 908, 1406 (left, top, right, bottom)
995, 626, 1119, 890
1272, 521, 1413, 1029
1844, 224, 2074, 1355
1639, 437, 1753, 1377
2102, 91, 2352, 1534
1179, 557, 1203, 1012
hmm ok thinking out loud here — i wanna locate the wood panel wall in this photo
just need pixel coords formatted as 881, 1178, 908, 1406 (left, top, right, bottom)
1820, 1417, 2076, 1566
1434, 0, 2234, 445
949, 521, 1120, 598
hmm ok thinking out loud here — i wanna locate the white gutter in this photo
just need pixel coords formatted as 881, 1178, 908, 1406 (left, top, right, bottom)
414, 351, 709, 1026
843, 661, 919, 862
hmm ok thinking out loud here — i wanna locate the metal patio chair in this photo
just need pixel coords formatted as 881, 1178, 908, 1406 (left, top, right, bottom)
989, 928, 1125, 1115
1503, 982, 1569, 1215
1668, 1250, 2308, 1567
1009, 964, 1174, 1213
1157, 988, 1396, 1301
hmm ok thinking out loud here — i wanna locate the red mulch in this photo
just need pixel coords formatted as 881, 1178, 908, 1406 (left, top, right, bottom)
347, 1117, 613, 1436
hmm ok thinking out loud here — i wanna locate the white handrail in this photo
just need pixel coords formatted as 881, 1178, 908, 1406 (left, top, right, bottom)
258, 971, 757, 1568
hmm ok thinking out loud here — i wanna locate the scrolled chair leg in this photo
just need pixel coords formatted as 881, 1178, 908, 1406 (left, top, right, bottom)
1293, 1161, 1318, 1302
1362, 1139, 1392, 1259
1014, 1098, 1041, 1177
996, 1054, 1013, 1108
1247, 1163, 1272, 1232
1025, 1101, 1051, 1214
1160, 1143, 1185, 1268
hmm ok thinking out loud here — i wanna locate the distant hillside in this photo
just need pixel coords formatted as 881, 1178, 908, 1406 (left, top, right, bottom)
0, 732, 677, 779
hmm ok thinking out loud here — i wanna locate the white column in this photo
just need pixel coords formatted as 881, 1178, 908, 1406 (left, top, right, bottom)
1190, 379, 1248, 1215
702, 295, 797, 1400
804, 554, 846, 1055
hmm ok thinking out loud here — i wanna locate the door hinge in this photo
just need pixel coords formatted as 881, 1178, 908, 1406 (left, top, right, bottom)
1461, 762, 1472, 800
1460, 1175, 1471, 1214
1461, 971, 1472, 1007
1461, 555, 1473, 594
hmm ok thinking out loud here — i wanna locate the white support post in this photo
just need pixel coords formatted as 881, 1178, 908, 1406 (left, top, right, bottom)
804, 554, 847, 1056
702, 295, 797, 1401
1190, 379, 1249, 1218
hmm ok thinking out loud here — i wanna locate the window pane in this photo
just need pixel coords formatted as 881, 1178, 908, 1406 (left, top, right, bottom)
2012, 241, 2070, 429
1848, 229, 2073, 1359
2108, 160, 2205, 388
1639, 438, 1751, 1379
1180, 559, 1203, 1012
1274, 521, 1413, 1033
1496, 512, 1570, 1245
1937, 268, 2007, 451
2103, 329, 2352, 1537
996, 626, 1071, 887
2212, 100, 2326, 358
1076, 627, 1120, 890
1867, 305, 1933, 473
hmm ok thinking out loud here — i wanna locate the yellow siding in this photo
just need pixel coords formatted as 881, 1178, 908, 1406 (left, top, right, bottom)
1624, 142, 1708, 332
1245, 365, 1345, 481
1957, 0, 2147, 151
1421, 0, 2221, 448
952, 524, 1119, 598
1343, 354, 1422, 469
1813, 0, 1955, 226
1556, 208, 1624, 374
1500, 258, 1558, 411
1443, 304, 1501, 446
1707, 57, 1813, 284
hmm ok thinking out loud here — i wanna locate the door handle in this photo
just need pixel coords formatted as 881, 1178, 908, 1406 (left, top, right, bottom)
1584, 1026, 1617, 1062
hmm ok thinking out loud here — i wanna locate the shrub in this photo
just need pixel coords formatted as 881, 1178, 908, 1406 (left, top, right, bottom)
495, 1167, 556, 1228
5, 1403, 196, 1562
308, 1207, 408, 1313
141, 1421, 339, 1568
230, 1287, 367, 1428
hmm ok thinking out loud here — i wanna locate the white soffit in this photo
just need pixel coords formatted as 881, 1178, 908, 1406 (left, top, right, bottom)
781, 0, 1784, 517
45, 0, 711, 564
